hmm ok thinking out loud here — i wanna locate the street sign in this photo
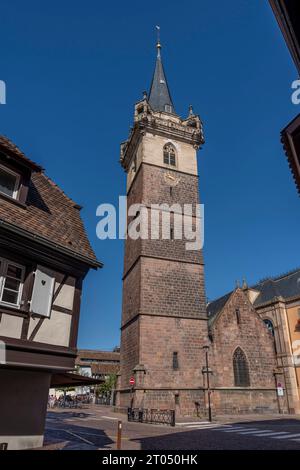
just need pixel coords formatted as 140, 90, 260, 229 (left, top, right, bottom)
277, 386, 284, 397
129, 377, 135, 386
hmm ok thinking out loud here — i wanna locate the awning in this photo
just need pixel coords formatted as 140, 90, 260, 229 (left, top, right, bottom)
50, 372, 104, 388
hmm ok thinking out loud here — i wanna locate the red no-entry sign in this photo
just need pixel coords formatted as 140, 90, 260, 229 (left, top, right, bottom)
129, 377, 135, 386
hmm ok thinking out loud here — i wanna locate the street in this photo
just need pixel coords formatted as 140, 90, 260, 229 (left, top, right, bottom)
43, 405, 300, 450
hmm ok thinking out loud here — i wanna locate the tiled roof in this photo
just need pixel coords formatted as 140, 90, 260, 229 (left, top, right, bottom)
91, 363, 120, 375
207, 291, 232, 325
76, 349, 120, 363
0, 135, 42, 171
148, 45, 175, 114
253, 268, 300, 306
206, 268, 300, 321
0, 135, 100, 267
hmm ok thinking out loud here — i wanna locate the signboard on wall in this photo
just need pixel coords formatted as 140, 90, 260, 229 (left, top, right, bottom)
277, 386, 284, 397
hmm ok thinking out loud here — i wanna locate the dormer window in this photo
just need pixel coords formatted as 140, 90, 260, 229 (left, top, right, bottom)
0, 164, 20, 199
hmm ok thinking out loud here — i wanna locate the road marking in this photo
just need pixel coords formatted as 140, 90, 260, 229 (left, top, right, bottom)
238, 430, 273, 435
252, 431, 288, 439
65, 430, 98, 446
70, 430, 106, 438
101, 416, 119, 420
177, 421, 212, 426
272, 433, 300, 439
184, 424, 227, 429
221, 427, 257, 433
50, 429, 95, 446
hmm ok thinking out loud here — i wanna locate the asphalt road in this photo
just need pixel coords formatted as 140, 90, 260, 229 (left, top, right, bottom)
43, 405, 300, 450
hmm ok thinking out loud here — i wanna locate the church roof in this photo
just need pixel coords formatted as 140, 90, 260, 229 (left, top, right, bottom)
207, 291, 232, 326
148, 42, 175, 114
207, 267, 300, 323
252, 268, 300, 306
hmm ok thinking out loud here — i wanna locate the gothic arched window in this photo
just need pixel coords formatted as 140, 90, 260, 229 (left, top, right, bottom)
263, 319, 277, 354
233, 347, 250, 387
263, 319, 274, 337
163, 143, 176, 166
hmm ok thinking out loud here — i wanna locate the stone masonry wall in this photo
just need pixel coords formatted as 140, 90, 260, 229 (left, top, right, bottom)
209, 289, 278, 414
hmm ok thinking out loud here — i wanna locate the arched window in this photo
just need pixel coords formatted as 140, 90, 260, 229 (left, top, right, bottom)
263, 319, 277, 354
233, 347, 250, 387
163, 143, 176, 166
263, 319, 274, 337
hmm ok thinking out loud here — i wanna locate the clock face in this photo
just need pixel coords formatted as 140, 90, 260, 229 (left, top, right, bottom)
163, 172, 180, 187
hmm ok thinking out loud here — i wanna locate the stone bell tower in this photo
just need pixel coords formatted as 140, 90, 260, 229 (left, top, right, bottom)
117, 35, 209, 416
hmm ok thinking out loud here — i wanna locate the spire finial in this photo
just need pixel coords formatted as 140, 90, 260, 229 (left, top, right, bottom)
156, 25, 161, 57
242, 277, 248, 290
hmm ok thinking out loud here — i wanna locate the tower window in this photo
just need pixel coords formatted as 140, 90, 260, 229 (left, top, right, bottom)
235, 308, 241, 324
173, 352, 179, 370
233, 347, 250, 387
163, 143, 176, 166
165, 104, 172, 113
0, 164, 19, 199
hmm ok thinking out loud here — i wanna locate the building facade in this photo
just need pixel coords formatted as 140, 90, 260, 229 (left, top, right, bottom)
76, 348, 120, 380
246, 269, 300, 414
116, 39, 280, 417
269, 0, 300, 194
117, 39, 209, 416
208, 288, 281, 415
0, 136, 101, 449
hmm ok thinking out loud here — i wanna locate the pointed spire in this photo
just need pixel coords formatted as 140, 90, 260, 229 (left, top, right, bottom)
148, 26, 175, 114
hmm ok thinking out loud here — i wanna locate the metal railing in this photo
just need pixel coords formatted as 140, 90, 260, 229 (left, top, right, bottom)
95, 396, 111, 405
127, 408, 175, 427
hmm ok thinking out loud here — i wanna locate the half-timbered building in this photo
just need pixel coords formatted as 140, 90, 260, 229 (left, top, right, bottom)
0, 135, 101, 449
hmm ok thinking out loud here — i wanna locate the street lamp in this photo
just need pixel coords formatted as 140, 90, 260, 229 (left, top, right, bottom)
202, 345, 212, 422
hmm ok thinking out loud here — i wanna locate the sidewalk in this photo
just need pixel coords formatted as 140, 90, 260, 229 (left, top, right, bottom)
176, 412, 299, 425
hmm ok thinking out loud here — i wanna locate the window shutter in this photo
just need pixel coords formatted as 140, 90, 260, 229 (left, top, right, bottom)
29, 266, 55, 317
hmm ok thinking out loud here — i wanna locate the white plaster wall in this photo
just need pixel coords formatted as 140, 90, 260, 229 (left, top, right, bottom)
28, 309, 72, 347
53, 279, 75, 310
0, 314, 23, 339
27, 275, 75, 347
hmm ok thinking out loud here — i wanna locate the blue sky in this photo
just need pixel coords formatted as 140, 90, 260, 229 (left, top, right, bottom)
0, 1, 299, 350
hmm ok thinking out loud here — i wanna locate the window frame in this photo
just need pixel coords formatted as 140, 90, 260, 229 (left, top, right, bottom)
173, 351, 179, 370
233, 347, 250, 387
0, 163, 20, 200
0, 257, 25, 309
163, 143, 176, 167
235, 308, 241, 324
